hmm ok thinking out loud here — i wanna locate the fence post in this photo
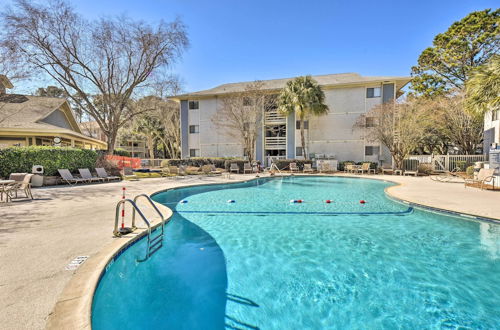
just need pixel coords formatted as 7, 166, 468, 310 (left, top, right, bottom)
445, 155, 450, 172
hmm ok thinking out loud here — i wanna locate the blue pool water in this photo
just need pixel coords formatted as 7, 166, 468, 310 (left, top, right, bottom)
92, 176, 500, 329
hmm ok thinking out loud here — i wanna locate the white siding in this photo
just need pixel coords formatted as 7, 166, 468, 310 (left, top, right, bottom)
185, 83, 390, 162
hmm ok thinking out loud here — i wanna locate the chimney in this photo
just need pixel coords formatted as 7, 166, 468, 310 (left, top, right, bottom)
0, 75, 14, 94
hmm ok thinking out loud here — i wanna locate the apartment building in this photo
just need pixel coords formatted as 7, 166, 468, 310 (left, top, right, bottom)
173, 73, 410, 166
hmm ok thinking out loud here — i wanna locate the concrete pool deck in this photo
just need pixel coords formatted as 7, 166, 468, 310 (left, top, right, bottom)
0, 173, 498, 329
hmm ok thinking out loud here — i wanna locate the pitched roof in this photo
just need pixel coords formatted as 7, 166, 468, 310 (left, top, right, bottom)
0, 94, 74, 128
172, 72, 411, 99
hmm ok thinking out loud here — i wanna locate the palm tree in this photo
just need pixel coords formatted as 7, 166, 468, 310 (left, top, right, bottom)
466, 55, 500, 116
133, 114, 163, 159
277, 76, 329, 159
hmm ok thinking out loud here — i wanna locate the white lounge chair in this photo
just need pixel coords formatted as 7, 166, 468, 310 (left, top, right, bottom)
465, 168, 496, 190
303, 164, 313, 173
230, 163, 239, 174
243, 162, 253, 174
289, 162, 299, 173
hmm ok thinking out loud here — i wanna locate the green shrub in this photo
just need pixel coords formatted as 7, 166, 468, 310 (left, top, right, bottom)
466, 165, 474, 177
0, 146, 99, 177
455, 160, 466, 171
114, 148, 131, 157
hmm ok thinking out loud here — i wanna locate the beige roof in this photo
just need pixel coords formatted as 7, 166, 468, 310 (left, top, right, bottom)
173, 72, 411, 99
0, 94, 106, 146
0, 95, 68, 129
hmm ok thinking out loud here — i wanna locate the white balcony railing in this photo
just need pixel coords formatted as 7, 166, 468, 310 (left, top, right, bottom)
265, 136, 286, 150
265, 111, 286, 124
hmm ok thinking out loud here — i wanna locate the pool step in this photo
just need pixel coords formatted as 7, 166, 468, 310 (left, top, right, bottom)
148, 232, 164, 257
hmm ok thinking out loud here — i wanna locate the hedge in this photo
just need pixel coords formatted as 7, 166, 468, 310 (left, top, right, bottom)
0, 146, 99, 177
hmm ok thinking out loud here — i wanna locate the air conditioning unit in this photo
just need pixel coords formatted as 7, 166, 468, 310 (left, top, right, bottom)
32, 165, 44, 174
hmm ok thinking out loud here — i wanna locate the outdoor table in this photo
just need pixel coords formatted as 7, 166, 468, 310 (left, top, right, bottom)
0, 180, 15, 202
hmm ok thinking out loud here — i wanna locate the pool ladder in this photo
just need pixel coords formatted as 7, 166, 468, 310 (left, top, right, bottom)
114, 194, 167, 262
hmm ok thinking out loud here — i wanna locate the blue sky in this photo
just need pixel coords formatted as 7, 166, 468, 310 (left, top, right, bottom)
6, 0, 499, 93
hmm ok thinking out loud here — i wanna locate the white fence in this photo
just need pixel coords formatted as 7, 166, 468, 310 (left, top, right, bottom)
406, 154, 488, 172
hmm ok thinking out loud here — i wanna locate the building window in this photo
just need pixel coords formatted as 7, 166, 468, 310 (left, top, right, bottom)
365, 117, 376, 127
189, 125, 199, 133
296, 120, 309, 129
189, 149, 200, 157
492, 110, 499, 121
188, 100, 199, 110
296, 147, 303, 157
365, 146, 380, 156
366, 87, 381, 98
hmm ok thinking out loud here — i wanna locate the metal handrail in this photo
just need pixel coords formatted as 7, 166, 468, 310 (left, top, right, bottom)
132, 194, 166, 228
114, 199, 150, 236
114, 195, 167, 262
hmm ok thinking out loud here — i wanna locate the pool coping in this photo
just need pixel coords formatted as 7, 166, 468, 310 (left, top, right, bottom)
45, 173, 500, 329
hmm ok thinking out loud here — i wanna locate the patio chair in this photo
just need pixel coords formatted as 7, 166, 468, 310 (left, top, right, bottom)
95, 168, 121, 182
464, 168, 496, 190
356, 163, 376, 174
7, 173, 34, 199
289, 162, 299, 173
230, 163, 239, 174
343, 163, 354, 173
345, 164, 357, 173
58, 169, 88, 185
122, 167, 139, 180
303, 164, 313, 173
243, 162, 253, 174
79, 168, 104, 183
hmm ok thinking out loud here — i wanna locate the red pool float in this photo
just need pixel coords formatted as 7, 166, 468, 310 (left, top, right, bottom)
360, 200, 366, 204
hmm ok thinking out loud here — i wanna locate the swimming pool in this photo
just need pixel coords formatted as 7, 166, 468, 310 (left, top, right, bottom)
92, 176, 500, 329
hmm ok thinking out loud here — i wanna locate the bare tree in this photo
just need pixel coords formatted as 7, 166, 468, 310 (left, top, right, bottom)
211, 81, 271, 162
1, 0, 188, 153
432, 92, 484, 154
355, 99, 430, 169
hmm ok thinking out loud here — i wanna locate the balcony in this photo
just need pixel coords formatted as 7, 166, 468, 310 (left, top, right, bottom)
265, 136, 286, 150
264, 111, 286, 124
